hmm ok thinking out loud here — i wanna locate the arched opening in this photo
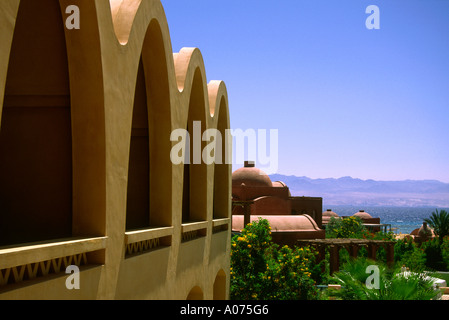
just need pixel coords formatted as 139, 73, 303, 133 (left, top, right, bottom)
213, 269, 227, 300
213, 96, 231, 220
126, 57, 150, 230
186, 286, 204, 300
182, 69, 208, 224
126, 19, 172, 231
143, 20, 172, 228
0, 0, 72, 246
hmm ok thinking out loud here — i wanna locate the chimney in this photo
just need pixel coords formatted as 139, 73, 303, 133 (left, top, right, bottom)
244, 161, 255, 168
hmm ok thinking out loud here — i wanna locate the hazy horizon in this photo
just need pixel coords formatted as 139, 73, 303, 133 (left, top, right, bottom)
268, 173, 449, 207
269, 173, 449, 184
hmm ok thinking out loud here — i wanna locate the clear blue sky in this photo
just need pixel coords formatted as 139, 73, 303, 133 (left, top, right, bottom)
161, 0, 449, 183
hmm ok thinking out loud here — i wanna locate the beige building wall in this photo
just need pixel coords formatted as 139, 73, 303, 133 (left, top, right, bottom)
0, 0, 231, 300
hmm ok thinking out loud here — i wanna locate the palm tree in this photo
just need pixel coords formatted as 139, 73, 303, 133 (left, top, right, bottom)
424, 209, 449, 240
330, 258, 439, 300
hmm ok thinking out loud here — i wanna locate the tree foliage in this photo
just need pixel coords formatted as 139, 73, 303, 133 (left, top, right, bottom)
230, 218, 321, 300
330, 258, 440, 300
424, 209, 449, 239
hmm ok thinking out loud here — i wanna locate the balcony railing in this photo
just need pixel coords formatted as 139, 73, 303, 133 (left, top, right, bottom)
125, 226, 173, 257
0, 236, 107, 287
181, 221, 208, 242
212, 218, 230, 234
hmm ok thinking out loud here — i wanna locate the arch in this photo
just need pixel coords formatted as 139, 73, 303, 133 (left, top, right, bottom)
181, 61, 209, 224
186, 286, 204, 300
62, 0, 107, 238
213, 269, 227, 300
209, 82, 231, 220
126, 56, 150, 230
126, 18, 173, 230
142, 19, 173, 228
0, 0, 72, 245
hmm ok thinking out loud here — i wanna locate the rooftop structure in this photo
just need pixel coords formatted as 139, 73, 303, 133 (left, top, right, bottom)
322, 209, 340, 226
410, 222, 436, 244
231, 162, 325, 245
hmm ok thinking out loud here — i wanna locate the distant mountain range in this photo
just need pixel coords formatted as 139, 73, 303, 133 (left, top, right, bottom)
269, 174, 449, 208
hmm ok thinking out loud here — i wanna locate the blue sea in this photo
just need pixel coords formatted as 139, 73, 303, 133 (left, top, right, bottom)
324, 206, 449, 235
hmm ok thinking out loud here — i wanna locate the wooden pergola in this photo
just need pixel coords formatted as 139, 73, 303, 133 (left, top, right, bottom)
232, 200, 254, 227
297, 239, 396, 274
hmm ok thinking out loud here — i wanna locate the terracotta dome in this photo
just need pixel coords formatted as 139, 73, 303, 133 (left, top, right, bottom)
353, 210, 373, 220
232, 215, 321, 232
232, 215, 326, 246
323, 209, 339, 218
272, 181, 287, 188
232, 161, 272, 187
418, 222, 434, 237
322, 209, 340, 225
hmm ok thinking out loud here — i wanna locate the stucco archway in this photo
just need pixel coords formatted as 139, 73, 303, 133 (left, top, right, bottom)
210, 82, 231, 221
187, 286, 204, 300
182, 65, 208, 224
213, 269, 227, 300
0, 0, 72, 246
126, 18, 173, 231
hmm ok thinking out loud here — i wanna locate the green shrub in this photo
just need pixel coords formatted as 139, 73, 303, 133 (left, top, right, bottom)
230, 218, 320, 300
441, 237, 449, 269
326, 216, 367, 239
330, 258, 439, 300
394, 237, 426, 272
421, 238, 447, 271
395, 236, 449, 272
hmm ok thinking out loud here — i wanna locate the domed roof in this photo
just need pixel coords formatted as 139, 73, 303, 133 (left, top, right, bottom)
232, 215, 320, 232
323, 209, 339, 218
272, 181, 287, 188
418, 223, 434, 237
353, 210, 373, 220
232, 161, 273, 187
